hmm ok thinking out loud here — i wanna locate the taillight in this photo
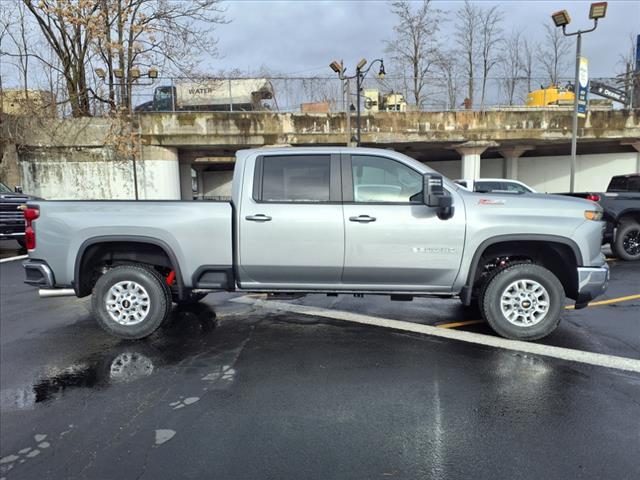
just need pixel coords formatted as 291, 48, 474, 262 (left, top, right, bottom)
586, 194, 600, 202
22, 207, 39, 250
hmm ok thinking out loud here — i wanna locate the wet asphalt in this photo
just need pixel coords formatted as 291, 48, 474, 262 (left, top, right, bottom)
1, 252, 639, 479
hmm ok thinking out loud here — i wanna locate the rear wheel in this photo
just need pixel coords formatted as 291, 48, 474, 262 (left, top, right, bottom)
480, 263, 564, 341
92, 264, 172, 339
612, 221, 640, 261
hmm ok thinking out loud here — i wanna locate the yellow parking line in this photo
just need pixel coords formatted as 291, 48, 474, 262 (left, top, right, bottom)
565, 294, 640, 310
436, 294, 640, 329
437, 319, 485, 329
605, 257, 617, 262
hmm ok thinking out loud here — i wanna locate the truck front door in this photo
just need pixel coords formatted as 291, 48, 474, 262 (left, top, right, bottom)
341, 154, 466, 291
238, 153, 344, 288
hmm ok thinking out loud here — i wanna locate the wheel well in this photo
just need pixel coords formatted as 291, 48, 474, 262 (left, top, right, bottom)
617, 210, 640, 226
75, 241, 180, 298
470, 240, 579, 300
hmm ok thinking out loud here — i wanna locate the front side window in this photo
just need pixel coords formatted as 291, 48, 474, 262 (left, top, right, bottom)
352, 155, 422, 203
261, 155, 331, 202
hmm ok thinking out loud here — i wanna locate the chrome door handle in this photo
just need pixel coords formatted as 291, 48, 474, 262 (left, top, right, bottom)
349, 215, 376, 223
245, 214, 272, 222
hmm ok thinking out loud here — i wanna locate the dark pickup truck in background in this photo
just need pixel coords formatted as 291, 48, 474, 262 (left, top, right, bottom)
0, 181, 41, 249
562, 174, 640, 261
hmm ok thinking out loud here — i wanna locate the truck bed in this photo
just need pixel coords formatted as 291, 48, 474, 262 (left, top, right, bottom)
28, 200, 233, 289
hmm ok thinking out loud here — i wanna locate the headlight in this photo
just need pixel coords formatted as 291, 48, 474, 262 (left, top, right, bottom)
584, 210, 603, 221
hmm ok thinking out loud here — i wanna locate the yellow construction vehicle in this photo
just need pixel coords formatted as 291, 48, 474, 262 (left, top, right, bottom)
525, 85, 574, 107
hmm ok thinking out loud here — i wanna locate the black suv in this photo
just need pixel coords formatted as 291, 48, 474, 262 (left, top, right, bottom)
0, 181, 41, 249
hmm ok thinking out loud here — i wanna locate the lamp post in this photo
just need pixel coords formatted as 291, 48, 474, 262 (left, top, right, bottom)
95, 67, 159, 200
330, 58, 385, 146
550, 2, 607, 193
329, 60, 351, 146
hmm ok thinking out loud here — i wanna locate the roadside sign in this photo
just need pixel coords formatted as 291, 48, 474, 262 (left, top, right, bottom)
577, 57, 589, 118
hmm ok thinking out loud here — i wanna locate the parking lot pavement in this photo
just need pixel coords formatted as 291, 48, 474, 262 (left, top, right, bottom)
0, 241, 25, 260
1, 259, 639, 479
272, 258, 640, 360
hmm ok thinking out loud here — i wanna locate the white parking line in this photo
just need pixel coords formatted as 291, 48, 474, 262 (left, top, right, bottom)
232, 296, 640, 373
0, 254, 28, 264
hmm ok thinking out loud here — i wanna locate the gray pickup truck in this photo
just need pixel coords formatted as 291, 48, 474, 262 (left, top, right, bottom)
23, 147, 609, 341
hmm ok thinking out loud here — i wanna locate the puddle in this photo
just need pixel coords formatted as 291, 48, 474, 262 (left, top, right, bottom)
1, 303, 226, 410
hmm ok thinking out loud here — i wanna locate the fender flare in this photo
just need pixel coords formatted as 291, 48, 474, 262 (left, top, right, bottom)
460, 234, 583, 305
74, 235, 184, 299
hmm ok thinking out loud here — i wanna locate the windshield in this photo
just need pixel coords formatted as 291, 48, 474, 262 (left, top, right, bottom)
0, 181, 12, 193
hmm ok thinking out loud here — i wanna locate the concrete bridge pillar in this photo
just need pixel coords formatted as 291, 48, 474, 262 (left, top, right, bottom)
139, 145, 180, 199
453, 141, 497, 181
179, 161, 195, 200
620, 140, 640, 173
498, 145, 534, 180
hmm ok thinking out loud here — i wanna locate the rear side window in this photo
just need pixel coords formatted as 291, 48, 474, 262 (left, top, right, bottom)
474, 181, 502, 192
628, 177, 640, 192
607, 177, 627, 192
259, 155, 331, 202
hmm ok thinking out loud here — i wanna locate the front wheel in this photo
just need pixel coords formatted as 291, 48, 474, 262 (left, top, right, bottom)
92, 264, 172, 339
480, 263, 564, 341
612, 221, 640, 261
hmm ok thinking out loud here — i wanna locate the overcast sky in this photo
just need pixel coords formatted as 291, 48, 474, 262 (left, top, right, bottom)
216, 0, 639, 78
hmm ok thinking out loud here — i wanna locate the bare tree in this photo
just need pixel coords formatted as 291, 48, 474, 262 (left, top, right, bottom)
500, 30, 521, 105
92, 0, 228, 113
455, 0, 480, 106
385, 0, 442, 109
22, 0, 101, 116
478, 5, 504, 107
21, 0, 228, 116
520, 36, 535, 95
537, 23, 571, 87
434, 51, 459, 109
1, 1, 32, 98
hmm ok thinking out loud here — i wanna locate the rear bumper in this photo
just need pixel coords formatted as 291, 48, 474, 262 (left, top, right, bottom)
0, 232, 25, 239
575, 265, 609, 309
23, 259, 55, 288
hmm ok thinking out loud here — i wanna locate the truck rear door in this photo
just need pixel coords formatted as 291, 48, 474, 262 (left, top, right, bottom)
238, 153, 344, 288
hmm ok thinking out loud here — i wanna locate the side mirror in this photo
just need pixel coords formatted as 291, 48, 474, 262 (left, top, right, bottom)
422, 173, 454, 220
423, 173, 445, 207
14, 185, 23, 193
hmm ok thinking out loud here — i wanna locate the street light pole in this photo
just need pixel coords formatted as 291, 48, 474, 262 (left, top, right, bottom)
551, 2, 607, 192
330, 58, 385, 146
569, 31, 582, 194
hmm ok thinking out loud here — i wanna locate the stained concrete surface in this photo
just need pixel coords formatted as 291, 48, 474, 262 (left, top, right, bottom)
0, 259, 639, 479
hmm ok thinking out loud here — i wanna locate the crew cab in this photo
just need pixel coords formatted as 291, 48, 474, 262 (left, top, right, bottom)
561, 173, 640, 261
22, 147, 609, 341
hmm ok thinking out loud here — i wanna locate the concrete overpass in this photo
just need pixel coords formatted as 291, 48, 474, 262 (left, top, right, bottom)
2, 109, 639, 200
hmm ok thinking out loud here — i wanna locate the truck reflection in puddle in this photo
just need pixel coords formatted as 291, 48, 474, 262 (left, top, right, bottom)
5, 304, 221, 409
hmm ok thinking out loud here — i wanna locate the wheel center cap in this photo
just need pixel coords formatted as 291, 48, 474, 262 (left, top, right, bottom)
521, 300, 532, 309
122, 299, 131, 309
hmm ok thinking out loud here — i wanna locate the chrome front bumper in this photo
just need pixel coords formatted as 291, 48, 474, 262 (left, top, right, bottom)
575, 265, 610, 309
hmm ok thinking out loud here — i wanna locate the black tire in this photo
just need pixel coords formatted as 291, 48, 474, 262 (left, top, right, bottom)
171, 292, 207, 305
480, 263, 564, 341
92, 264, 172, 340
612, 221, 640, 261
